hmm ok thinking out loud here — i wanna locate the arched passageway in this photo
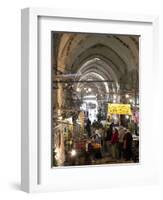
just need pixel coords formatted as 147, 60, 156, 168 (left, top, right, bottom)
52, 32, 139, 167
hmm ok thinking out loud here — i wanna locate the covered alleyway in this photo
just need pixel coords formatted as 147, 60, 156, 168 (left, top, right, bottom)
52, 32, 139, 167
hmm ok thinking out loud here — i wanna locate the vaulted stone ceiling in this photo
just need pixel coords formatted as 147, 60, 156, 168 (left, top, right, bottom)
52, 32, 139, 101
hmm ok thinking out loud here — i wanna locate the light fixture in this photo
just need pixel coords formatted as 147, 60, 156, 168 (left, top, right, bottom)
113, 115, 118, 120
125, 94, 129, 98
125, 115, 129, 119
113, 99, 116, 103
76, 87, 81, 92
71, 149, 77, 157
58, 116, 63, 120
95, 58, 100, 61
88, 88, 92, 92
129, 98, 133, 103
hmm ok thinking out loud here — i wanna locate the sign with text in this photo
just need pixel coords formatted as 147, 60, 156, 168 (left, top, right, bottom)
108, 103, 132, 115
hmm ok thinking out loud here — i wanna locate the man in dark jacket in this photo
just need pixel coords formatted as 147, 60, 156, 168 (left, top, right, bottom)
86, 118, 91, 137
123, 131, 133, 161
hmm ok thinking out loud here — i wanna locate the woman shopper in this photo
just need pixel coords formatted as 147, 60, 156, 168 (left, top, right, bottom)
111, 128, 119, 160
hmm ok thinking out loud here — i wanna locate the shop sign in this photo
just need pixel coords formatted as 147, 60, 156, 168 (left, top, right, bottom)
108, 103, 132, 115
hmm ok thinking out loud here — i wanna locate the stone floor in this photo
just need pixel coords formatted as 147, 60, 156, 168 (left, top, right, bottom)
92, 156, 135, 165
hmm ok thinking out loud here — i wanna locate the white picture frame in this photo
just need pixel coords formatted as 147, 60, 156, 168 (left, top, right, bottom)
21, 7, 159, 193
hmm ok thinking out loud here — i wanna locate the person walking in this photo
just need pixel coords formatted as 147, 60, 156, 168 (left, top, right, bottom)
123, 130, 133, 161
111, 128, 119, 160
118, 126, 126, 159
85, 140, 93, 164
105, 122, 114, 156
86, 118, 91, 138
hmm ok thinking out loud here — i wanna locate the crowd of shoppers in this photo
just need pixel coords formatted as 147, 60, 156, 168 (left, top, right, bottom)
85, 118, 135, 162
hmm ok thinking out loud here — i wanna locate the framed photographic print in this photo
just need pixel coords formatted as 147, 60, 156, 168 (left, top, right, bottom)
21, 8, 159, 193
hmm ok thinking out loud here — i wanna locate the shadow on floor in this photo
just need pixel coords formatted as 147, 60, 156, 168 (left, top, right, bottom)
10, 182, 21, 191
